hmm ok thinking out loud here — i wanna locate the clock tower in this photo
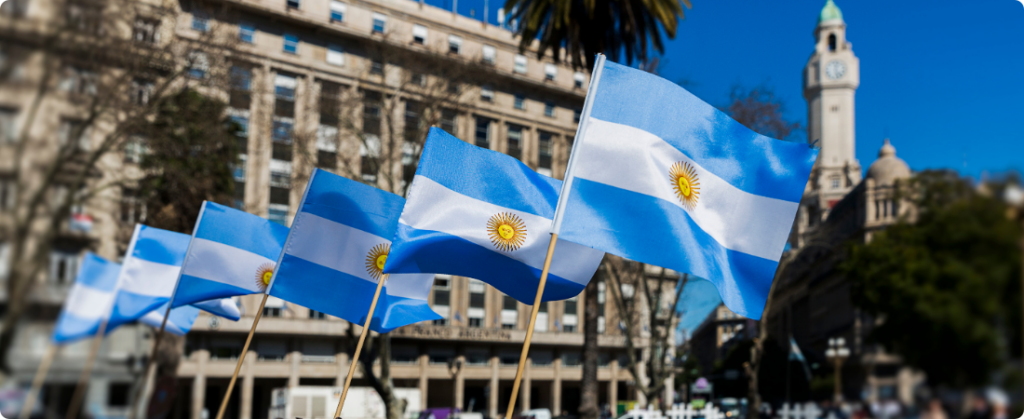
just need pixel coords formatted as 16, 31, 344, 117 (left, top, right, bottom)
793, 0, 862, 246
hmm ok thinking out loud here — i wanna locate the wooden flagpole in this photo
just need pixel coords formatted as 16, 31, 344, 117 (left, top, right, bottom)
504, 234, 559, 419
20, 345, 58, 419
65, 317, 110, 419
214, 293, 270, 419
333, 274, 388, 419
127, 303, 174, 419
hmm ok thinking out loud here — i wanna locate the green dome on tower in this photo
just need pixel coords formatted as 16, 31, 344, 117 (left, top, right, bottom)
819, 0, 843, 23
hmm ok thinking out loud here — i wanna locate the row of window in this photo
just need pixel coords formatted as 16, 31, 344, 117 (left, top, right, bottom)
430, 277, 586, 332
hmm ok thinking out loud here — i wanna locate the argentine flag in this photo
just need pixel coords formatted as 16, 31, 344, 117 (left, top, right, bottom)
170, 202, 289, 309
140, 303, 201, 335
383, 128, 605, 303
555, 59, 817, 319
110, 225, 241, 331
53, 253, 120, 344
268, 169, 440, 333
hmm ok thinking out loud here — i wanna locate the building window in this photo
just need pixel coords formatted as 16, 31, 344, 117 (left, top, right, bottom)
432, 276, 451, 326
501, 295, 517, 329
120, 188, 146, 224
544, 101, 555, 118
371, 12, 387, 34
468, 279, 485, 328
187, 51, 208, 79
538, 131, 552, 176
597, 281, 606, 333
67, 2, 103, 34
0, 108, 17, 143
130, 79, 153, 106
360, 136, 381, 185
49, 250, 80, 284
59, 119, 90, 151
326, 44, 344, 66
317, 125, 338, 171
482, 45, 496, 65
830, 175, 841, 189
263, 307, 282, 317
230, 66, 252, 110
107, 383, 130, 407
562, 296, 578, 333
286, 0, 300, 9
535, 302, 548, 332
412, 24, 427, 45
514, 94, 525, 110
370, 59, 384, 75
573, 108, 581, 123
480, 85, 494, 102
0, 175, 17, 211
474, 118, 489, 149
239, 22, 255, 43
544, 63, 557, 81
448, 35, 462, 55
574, 72, 585, 89
828, 33, 837, 51
283, 33, 299, 54
329, 0, 345, 22
60, 67, 97, 95
191, 12, 208, 32
309, 310, 327, 320
514, 54, 527, 74
507, 125, 522, 160
440, 109, 457, 135
268, 205, 288, 225
133, 18, 160, 44
404, 101, 422, 143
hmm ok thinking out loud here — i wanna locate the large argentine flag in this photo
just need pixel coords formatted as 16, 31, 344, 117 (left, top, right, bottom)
170, 202, 289, 309
383, 128, 605, 303
52, 253, 121, 344
555, 59, 817, 319
110, 225, 241, 331
268, 169, 441, 333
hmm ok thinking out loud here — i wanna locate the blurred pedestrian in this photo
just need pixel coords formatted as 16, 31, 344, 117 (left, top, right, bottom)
966, 393, 989, 419
919, 399, 946, 419
987, 389, 1009, 419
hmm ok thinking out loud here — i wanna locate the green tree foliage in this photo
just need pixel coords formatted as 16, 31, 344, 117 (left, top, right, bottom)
138, 89, 240, 233
843, 170, 1021, 388
503, 0, 691, 70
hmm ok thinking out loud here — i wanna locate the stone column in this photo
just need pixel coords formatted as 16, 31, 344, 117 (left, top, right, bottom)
520, 359, 531, 412
455, 355, 466, 409
240, 352, 256, 419
609, 360, 619, 413
192, 350, 210, 419
552, 357, 562, 415
489, 356, 499, 419
289, 351, 301, 388
418, 354, 429, 410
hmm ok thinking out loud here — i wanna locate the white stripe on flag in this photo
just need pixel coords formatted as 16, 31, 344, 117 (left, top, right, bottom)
64, 285, 115, 320
286, 212, 387, 283
182, 238, 275, 293
575, 117, 800, 261
400, 176, 602, 285
119, 257, 179, 296
385, 272, 434, 301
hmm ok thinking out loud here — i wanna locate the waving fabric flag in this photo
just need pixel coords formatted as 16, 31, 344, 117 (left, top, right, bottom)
140, 303, 201, 335
383, 128, 604, 303
170, 202, 289, 309
554, 58, 817, 319
52, 253, 121, 344
268, 169, 440, 333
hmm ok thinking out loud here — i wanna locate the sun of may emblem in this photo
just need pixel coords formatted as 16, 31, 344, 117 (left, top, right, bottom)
669, 161, 701, 210
254, 263, 275, 291
365, 243, 390, 281
487, 212, 527, 252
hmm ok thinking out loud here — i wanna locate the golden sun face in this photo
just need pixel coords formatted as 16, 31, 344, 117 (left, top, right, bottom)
255, 263, 275, 291
669, 161, 701, 211
487, 212, 527, 252
365, 243, 390, 281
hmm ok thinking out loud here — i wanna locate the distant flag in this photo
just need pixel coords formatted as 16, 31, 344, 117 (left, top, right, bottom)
140, 303, 201, 335
110, 224, 241, 330
267, 169, 440, 333
552, 57, 817, 319
454, 311, 463, 323
789, 337, 812, 381
170, 202, 288, 310
383, 128, 604, 303
52, 253, 120, 344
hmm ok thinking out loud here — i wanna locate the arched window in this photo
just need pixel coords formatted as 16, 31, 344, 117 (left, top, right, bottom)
828, 34, 837, 51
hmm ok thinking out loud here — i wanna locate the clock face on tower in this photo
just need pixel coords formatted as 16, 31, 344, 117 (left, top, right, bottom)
825, 60, 847, 80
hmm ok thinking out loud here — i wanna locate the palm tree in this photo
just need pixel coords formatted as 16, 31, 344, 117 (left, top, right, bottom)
503, 0, 691, 70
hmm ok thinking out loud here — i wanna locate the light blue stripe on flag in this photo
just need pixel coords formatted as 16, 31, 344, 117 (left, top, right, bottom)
140, 303, 201, 335
52, 253, 121, 344
556, 59, 817, 319
172, 201, 288, 309
268, 169, 440, 333
383, 128, 604, 303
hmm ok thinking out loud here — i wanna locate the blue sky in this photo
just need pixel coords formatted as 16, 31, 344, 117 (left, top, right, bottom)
428, 0, 1024, 334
